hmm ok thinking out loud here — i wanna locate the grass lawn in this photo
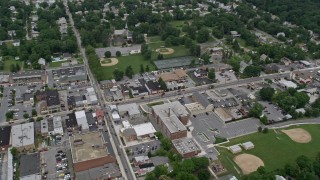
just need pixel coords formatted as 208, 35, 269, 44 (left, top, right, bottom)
99, 54, 155, 80
217, 124, 320, 177
169, 20, 191, 29
1, 59, 24, 72
149, 36, 162, 43
147, 101, 164, 107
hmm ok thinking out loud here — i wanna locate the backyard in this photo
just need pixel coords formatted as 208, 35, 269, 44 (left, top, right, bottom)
217, 124, 320, 178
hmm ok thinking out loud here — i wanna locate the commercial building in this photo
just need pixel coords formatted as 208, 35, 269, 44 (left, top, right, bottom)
70, 132, 116, 173
75, 110, 89, 132
51, 65, 87, 85
214, 108, 233, 122
121, 122, 156, 142
9, 70, 47, 85
172, 137, 201, 158
86, 87, 98, 105
117, 103, 141, 119
11, 122, 35, 151
152, 101, 189, 140
185, 92, 213, 115
19, 153, 41, 180
0, 126, 11, 152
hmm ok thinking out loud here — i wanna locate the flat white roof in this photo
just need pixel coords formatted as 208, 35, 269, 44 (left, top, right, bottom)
229, 145, 241, 153
75, 111, 89, 130
242, 141, 254, 148
122, 120, 131, 128
279, 79, 297, 88
11, 122, 34, 147
111, 111, 120, 120
133, 122, 156, 137
53, 116, 63, 135
118, 103, 140, 116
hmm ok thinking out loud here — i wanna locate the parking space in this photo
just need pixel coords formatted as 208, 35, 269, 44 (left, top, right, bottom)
259, 101, 285, 122
215, 70, 237, 83
209, 97, 238, 108
42, 147, 72, 180
125, 140, 161, 160
0, 85, 42, 122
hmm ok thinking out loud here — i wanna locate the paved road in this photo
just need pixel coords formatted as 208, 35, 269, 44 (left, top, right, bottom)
113, 66, 320, 105
63, 2, 135, 180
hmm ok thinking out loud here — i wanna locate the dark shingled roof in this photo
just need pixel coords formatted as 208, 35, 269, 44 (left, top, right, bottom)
46, 90, 60, 107
0, 126, 11, 147
138, 162, 154, 169
20, 153, 40, 177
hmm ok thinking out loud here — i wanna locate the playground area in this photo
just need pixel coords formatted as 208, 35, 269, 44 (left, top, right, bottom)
100, 58, 119, 66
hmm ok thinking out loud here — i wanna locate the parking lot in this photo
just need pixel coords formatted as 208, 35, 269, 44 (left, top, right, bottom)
0, 85, 42, 122
259, 101, 285, 122
209, 97, 238, 108
125, 140, 161, 160
42, 146, 72, 180
215, 70, 237, 83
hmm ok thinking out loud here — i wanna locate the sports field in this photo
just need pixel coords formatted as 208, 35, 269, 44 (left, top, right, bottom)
217, 124, 320, 177
99, 54, 155, 80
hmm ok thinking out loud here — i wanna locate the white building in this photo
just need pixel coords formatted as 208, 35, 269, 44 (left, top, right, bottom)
117, 103, 141, 119
75, 111, 89, 131
11, 122, 35, 151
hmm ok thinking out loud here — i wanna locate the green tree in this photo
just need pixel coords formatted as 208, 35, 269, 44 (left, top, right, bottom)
140, 64, 145, 74
144, 50, 152, 60
10, 147, 18, 158
197, 169, 210, 180
158, 77, 167, 91
104, 51, 111, 58
116, 51, 121, 57
125, 65, 134, 79
161, 138, 172, 151
16, 64, 21, 71
6, 111, 14, 121
145, 172, 156, 180
260, 116, 268, 125
146, 65, 150, 72
249, 102, 263, 118
113, 69, 124, 81
32, 109, 37, 117
208, 69, 215, 80
23, 113, 29, 119
153, 165, 168, 178
157, 53, 164, 60
197, 28, 210, 43
10, 64, 17, 72
243, 65, 261, 77
294, 92, 310, 108
259, 87, 275, 101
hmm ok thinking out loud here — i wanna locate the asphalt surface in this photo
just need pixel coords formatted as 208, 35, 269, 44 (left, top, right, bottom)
63, 2, 135, 179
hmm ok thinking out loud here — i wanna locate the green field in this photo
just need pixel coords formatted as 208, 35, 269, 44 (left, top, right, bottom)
99, 54, 155, 80
217, 125, 320, 177
169, 20, 191, 29
1, 59, 24, 72
148, 41, 191, 60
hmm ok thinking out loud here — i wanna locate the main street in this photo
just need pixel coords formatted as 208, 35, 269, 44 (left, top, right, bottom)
113, 67, 319, 105
63, 1, 136, 180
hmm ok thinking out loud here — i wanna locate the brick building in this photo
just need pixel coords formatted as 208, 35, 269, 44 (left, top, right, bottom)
152, 101, 189, 140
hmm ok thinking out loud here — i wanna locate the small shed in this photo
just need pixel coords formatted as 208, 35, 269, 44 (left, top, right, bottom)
229, 145, 242, 154
242, 141, 254, 150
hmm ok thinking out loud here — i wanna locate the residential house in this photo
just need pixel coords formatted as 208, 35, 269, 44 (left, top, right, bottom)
230, 31, 240, 38
291, 71, 312, 84
100, 79, 116, 89
12, 40, 20, 47
194, 67, 208, 78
